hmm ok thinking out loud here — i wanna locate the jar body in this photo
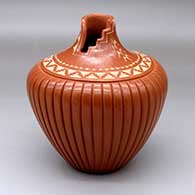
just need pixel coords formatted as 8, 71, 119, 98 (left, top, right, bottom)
27, 58, 167, 173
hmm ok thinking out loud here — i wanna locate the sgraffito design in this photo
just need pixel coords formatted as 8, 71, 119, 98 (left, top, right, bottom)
42, 53, 152, 81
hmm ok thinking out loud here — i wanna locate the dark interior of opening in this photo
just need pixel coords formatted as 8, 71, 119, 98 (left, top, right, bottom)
81, 16, 107, 52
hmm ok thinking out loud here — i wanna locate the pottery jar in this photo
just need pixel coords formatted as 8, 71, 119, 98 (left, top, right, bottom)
27, 13, 168, 173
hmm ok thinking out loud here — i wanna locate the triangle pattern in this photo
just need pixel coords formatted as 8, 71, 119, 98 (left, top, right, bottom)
55, 66, 66, 72
119, 71, 130, 78
43, 60, 52, 66
139, 61, 149, 68
42, 53, 152, 80
122, 69, 131, 75
80, 71, 91, 77
86, 73, 98, 79
70, 72, 81, 78
110, 71, 120, 77
95, 72, 107, 78
57, 70, 66, 76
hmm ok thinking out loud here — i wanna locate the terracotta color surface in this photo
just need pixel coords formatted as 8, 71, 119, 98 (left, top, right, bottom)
27, 13, 168, 173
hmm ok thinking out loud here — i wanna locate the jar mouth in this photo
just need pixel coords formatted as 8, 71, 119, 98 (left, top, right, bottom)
80, 13, 114, 52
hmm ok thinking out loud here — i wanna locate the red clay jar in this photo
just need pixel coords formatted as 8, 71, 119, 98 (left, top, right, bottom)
27, 13, 168, 173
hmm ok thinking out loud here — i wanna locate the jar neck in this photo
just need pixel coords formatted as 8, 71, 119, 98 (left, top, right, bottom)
73, 13, 123, 54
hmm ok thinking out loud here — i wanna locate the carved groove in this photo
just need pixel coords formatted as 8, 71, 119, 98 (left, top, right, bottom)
110, 83, 124, 170
51, 82, 69, 159
123, 82, 142, 162
131, 78, 151, 157
70, 82, 86, 170
53, 82, 77, 167
36, 79, 53, 146
39, 80, 61, 152
114, 82, 133, 169
128, 81, 148, 158
61, 82, 82, 169
100, 83, 104, 170
90, 83, 95, 171
103, 83, 114, 170
55, 81, 78, 167
80, 83, 91, 170
45, 81, 66, 157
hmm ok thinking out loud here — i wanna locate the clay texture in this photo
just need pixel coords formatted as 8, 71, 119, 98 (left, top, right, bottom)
27, 13, 168, 173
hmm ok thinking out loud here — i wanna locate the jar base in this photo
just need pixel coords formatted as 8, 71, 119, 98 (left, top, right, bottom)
70, 164, 128, 175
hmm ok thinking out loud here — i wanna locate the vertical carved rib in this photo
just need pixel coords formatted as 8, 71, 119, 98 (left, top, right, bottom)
45, 81, 66, 157
53, 81, 77, 167
117, 81, 141, 167
80, 83, 91, 170
110, 82, 125, 170
35, 78, 53, 146
114, 81, 133, 169
101, 83, 113, 171
129, 79, 151, 158
92, 83, 103, 171
69, 82, 86, 170
152, 67, 167, 113
153, 63, 167, 96
81, 83, 94, 170
109, 83, 123, 168
103, 83, 114, 170
37, 79, 60, 155
127, 80, 149, 158
99, 83, 104, 170
151, 75, 163, 121
91, 83, 95, 171
71, 82, 90, 169
130, 78, 152, 158
28, 70, 42, 125
39, 79, 66, 157
30, 73, 43, 124
149, 75, 162, 121
62, 81, 84, 169
145, 63, 168, 139
27, 67, 39, 101
134, 76, 160, 154
34, 77, 50, 133
61, 82, 82, 169
125, 82, 143, 159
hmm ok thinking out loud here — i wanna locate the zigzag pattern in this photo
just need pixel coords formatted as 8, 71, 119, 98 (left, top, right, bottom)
112, 40, 136, 64
42, 53, 152, 81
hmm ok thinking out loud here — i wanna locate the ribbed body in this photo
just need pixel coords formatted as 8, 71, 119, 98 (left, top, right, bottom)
27, 59, 167, 173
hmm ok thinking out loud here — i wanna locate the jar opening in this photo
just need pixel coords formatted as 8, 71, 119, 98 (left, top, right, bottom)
81, 14, 110, 53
